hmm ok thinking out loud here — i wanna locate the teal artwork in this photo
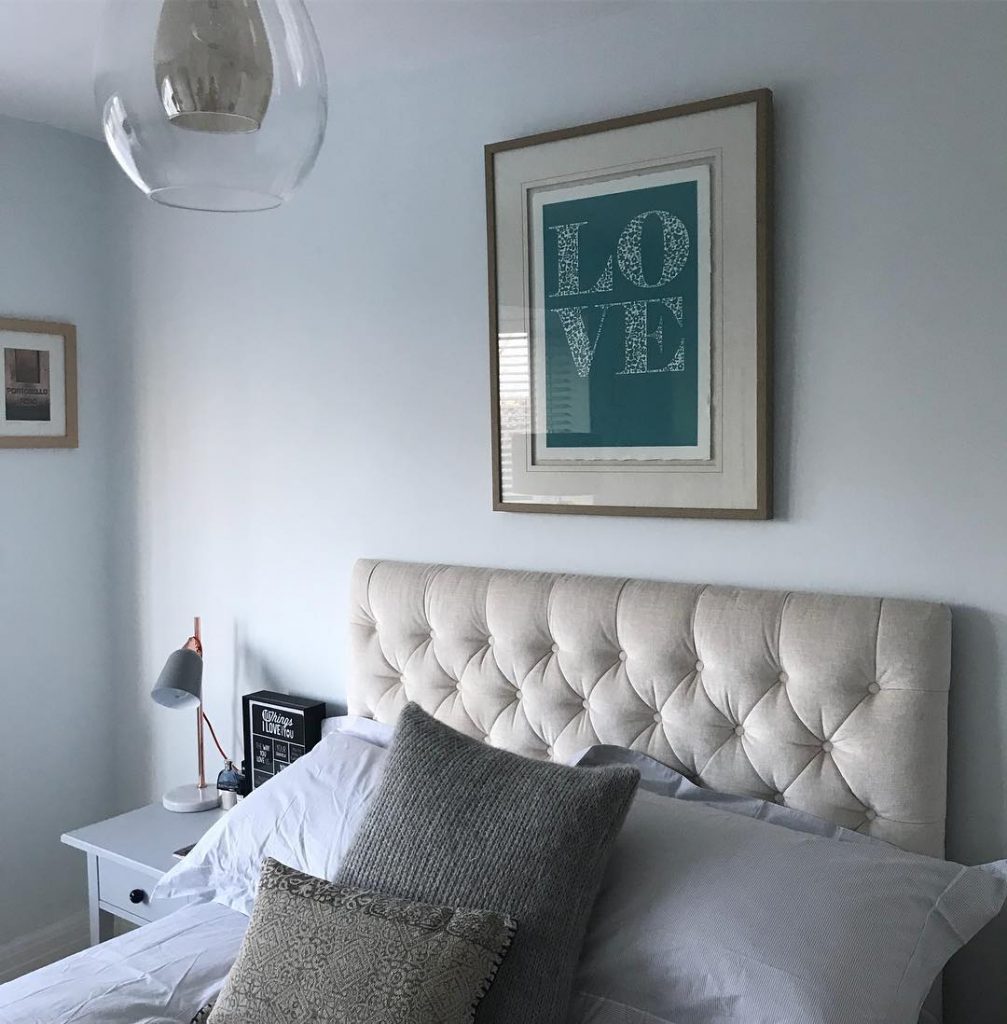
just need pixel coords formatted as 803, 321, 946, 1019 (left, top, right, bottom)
542, 178, 702, 451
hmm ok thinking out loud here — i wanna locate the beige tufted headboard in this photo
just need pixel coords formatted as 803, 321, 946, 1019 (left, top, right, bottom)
348, 559, 951, 858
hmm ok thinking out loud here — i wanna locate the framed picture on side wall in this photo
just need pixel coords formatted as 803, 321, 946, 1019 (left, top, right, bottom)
486, 89, 772, 518
0, 318, 78, 449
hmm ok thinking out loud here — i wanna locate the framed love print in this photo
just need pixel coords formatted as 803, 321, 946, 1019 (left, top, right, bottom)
0, 317, 78, 449
486, 89, 772, 518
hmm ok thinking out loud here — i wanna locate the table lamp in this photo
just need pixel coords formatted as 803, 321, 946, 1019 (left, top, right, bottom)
151, 617, 222, 813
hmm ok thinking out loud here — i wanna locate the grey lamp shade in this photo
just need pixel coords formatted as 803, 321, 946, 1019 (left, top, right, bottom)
151, 648, 203, 708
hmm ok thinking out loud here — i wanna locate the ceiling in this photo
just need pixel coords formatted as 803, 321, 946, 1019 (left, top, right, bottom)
0, 0, 627, 138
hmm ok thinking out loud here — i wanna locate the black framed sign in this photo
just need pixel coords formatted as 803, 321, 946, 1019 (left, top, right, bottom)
242, 690, 325, 791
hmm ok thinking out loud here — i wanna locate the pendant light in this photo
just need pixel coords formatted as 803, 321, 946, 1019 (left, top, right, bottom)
95, 0, 327, 212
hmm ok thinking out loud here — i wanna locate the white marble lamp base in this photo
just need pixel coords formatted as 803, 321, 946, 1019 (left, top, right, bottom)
162, 783, 221, 813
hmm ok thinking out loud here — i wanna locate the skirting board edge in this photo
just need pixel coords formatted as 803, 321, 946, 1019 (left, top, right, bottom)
0, 911, 89, 984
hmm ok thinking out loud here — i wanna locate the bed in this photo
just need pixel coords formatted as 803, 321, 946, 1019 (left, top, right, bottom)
0, 558, 957, 1023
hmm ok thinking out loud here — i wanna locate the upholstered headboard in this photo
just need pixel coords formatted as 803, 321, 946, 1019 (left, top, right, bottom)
348, 559, 951, 857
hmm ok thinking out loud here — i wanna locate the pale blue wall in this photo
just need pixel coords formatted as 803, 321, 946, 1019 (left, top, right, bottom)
0, 115, 121, 941
110, 4, 1007, 1019
2, 1, 1005, 1018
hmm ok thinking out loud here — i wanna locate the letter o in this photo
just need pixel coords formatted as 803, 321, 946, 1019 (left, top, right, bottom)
617, 210, 690, 288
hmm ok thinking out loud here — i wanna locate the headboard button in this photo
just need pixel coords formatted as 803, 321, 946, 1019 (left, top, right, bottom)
868, 682, 881, 694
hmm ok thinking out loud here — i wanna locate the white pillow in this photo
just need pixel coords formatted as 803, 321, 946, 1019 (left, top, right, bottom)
154, 730, 388, 916
569, 747, 1007, 1024
321, 714, 394, 747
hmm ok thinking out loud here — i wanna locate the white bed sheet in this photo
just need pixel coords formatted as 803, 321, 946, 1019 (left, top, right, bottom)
0, 902, 247, 1024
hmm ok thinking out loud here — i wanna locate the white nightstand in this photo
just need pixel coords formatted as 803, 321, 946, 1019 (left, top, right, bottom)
62, 803, 224, 944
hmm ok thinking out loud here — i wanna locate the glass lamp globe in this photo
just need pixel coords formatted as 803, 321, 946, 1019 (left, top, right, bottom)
96, 0, 327, 212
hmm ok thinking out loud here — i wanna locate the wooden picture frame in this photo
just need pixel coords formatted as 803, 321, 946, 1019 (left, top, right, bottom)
486, 89, 772, 518
0, 317, 78, 450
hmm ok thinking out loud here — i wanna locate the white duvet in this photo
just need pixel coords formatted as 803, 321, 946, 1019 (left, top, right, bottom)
0, 902, 247, 1024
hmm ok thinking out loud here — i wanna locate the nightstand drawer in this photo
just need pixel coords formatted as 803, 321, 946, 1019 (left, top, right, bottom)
98, 859, 189, 922
63, 802, 224, 944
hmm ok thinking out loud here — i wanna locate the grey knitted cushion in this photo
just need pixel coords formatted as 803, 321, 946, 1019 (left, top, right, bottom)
336, 703, 640, 1024
205, 858, 515, 1024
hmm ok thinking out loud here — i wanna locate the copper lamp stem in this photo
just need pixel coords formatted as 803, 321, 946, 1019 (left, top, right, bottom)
197, 700, 206, 790
194, 616, 206, 790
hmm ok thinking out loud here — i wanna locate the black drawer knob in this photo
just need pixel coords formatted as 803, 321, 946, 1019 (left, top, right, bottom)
129, 888, 146, 905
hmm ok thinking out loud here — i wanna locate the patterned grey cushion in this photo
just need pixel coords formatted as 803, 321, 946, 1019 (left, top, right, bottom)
205, 858, 515, 1024
336, 703, 640, 1024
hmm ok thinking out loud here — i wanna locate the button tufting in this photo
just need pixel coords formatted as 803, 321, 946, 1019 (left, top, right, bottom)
357, 565, 940, 848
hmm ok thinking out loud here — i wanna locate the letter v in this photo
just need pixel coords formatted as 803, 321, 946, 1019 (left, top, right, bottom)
551, 305, 611, 378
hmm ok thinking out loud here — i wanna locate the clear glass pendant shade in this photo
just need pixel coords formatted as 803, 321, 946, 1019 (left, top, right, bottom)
96, 0, 327, 212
